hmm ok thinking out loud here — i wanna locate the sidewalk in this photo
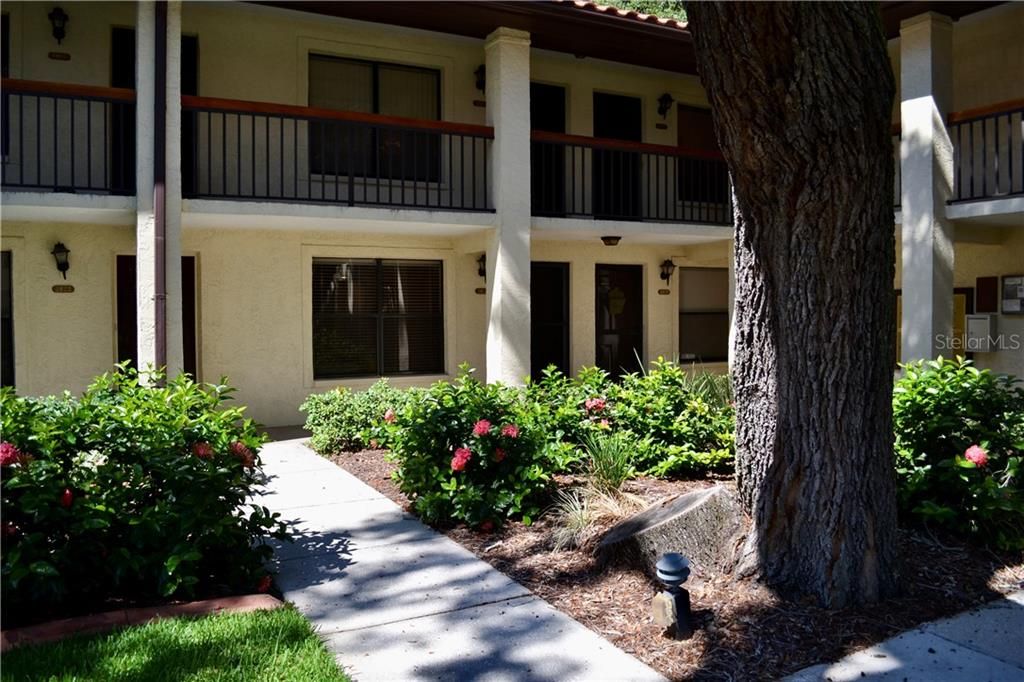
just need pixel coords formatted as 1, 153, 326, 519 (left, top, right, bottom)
255, 434, 665, 682
788, 591, 1024, 681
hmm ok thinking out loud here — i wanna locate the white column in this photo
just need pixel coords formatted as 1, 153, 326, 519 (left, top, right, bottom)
900, 12, 954, 362
727, 238, 736, 371
164, 1, 184, 374
135, 1, 157, 371
484, 28, 531, 384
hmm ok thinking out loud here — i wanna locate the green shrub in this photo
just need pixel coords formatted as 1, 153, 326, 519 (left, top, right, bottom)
300, 379, 408, 454
893, 357, 1024, 549
585, 433, 635, 492
526, 365, 612, 449
387, 366, 574, 527
0, 367, 288, 624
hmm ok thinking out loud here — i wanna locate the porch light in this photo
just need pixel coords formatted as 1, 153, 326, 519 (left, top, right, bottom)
51, 242, 70, 279
601, 236, 621, 246
659, 259, 677, 283
48, 6, 69, 44
474, 64, 486, 93
477, 253, 486, 279
657, 93, 675, 119
651, 552, 693, 640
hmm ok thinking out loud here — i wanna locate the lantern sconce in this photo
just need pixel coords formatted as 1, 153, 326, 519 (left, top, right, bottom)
601, 236, 621, 247
659, 259, 677, 284
51, 242, 70, 279
48, 6, 69, 45
477, 253, 486, 279
474, 65, 486, 94
657, 92, 675, 119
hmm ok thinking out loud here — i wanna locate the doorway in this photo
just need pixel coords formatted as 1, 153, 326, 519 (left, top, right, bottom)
1, 251, 13, 387
531, 83, 567, 216
116, 255, 198, 378
531, 262, 570, 379
595, 264, 644, 377
593, 93, 642, 219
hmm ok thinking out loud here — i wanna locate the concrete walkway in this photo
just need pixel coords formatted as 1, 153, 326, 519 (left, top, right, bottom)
788, 591, 1024, 681
255, 434, 665, 682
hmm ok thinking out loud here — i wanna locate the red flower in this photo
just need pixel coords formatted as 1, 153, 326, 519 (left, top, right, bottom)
964, 444, 988, 468
500, 424, 519, 439
2, 521, 18, 538
192, 441, 214, 459
585, 397, 607, 412
472, 419, 492, 436
451, 447, 472, 472
60, 488, 74, 508
383, 408, 396, 423
493, 447, 506, 463
256, 575, 273, 593
0, 442, 24, 467
479, 520, 494, 533
230, 441, 256, 469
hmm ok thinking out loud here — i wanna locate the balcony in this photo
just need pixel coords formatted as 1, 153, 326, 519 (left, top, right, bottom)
530, 131, 732, 226
1, 79, 136, 195
181, 96, 494, 212
948, 101, 1023, 203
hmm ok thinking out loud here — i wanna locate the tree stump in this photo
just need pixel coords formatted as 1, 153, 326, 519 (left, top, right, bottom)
596, 486, 747, 576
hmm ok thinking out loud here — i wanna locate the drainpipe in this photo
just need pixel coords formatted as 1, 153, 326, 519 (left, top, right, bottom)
154, 1, 167, 372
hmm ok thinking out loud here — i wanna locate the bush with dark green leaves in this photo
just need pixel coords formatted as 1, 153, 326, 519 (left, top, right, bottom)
300, 379, 409, 454
0, 367, 287, 624
893, 357, 1024, 549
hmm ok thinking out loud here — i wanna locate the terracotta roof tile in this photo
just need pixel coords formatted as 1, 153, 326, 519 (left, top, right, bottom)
552, 0, 689, 31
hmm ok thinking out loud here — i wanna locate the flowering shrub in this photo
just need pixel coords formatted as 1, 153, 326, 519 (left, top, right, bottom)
0, 367, 287, 624
300, 379, 409, 453
386, 367, 574, 527
894, 357, 1024, 549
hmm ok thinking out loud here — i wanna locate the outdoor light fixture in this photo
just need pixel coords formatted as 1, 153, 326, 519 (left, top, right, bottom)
657, 93, 675, 119
601, 236, 621, 246
651, 552, 693, 640
48, 6, 69, 44
474, 64, 486, 93
659, 259, 677, 283
477, 253, 486, 279
51, 242, 70, 279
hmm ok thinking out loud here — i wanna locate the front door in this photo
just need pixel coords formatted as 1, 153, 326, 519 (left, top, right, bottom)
116, 255, 198, 378
531, 262, 570, 379
595, 264, 644, 377
593, 93, 642, 219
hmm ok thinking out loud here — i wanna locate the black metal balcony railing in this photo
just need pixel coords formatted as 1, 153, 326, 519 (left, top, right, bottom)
948, 101, 1024, 203
530, 131, 732, 225
181, 96, 494, 212
1, 79, 136, 195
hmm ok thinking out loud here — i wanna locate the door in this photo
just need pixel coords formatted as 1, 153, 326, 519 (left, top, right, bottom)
531, 83, 567, 216
595, 264, 644, 377
117, 255, 198, 378
1, 251, 13, 387
593, 93, 642, 219
531, 262, 570, 379
677, 105, 729, 218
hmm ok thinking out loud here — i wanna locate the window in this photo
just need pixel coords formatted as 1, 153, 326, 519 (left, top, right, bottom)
678, 268, 729, 363
312, 258, 444, 379
308, 55, 441, 181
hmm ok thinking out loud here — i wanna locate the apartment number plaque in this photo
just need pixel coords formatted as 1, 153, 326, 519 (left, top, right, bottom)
52, 285, 75, 293
1002, 275, 1024, 315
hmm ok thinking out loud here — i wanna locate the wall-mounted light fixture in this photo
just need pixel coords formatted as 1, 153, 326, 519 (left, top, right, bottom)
474, 64, 486, 94
659, 259, 677, 283
657, 92, 675, 119
48, 6, 69, 45
51, 242, 70, 279
601, 236, 621, 247
477, 253, 486, 279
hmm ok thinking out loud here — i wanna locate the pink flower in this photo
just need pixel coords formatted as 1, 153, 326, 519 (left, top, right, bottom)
451, 447, 472, 472
383, 409, 396, 423
0, 442, 24, 467
964, 444, 988, 468
60, 488, 74, 508
599, 419, 610, 429
500, 424, 519, 439
472, 419, 492, 436
479, 520, 494, 533
585, 397, 607, 412
192, 441, 214, 460
230, 441, 256, 469
493, 447, 507, 463
256, 575, 273, 593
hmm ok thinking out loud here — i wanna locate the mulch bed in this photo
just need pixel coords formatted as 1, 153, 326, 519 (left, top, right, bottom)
328, 450, 1024, 681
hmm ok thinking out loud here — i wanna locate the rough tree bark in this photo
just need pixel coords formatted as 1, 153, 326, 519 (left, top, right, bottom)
686, 3, 899, 608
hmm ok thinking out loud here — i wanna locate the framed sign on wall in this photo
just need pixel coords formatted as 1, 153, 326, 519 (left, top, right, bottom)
1002, 275, 1024, 315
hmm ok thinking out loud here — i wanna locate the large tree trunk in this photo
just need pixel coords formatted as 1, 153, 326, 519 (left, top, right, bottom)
686, 3, 899, 608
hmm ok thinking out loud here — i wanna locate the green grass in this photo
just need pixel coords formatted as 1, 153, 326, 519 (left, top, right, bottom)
0, 606, 349, 682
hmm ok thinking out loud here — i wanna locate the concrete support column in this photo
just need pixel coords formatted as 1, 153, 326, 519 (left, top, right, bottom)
900, 12, 955, 362
135, 0, 157, 371
727, 238, 736, 371
164, 1, 184, 374
484, 28, 531, 384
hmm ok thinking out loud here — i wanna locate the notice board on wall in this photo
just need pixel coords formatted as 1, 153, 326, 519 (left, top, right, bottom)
1003, 275, 1024, 315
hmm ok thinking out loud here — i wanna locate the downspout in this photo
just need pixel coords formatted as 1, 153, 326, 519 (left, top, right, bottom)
154, 1, 167, 372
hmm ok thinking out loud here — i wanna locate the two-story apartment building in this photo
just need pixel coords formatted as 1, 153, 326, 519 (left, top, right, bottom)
1, 1, 1021, 426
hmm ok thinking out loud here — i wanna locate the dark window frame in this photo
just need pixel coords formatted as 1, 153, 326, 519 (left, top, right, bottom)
678, 267, 730, 364
312, 257, 445, 380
